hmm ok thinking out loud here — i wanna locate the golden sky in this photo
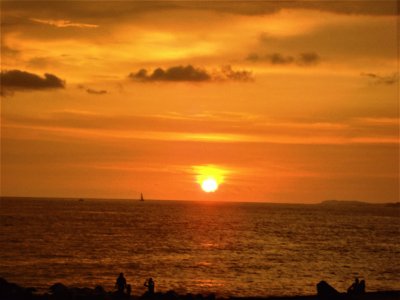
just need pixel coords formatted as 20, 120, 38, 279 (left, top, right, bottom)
1, 0, 399, 202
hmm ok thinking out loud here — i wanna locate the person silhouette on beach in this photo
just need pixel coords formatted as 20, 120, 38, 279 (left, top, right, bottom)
357, 280, 366, 294
144, 278, 155, 295
115, 273, 127, 295
347, 277, 359, 294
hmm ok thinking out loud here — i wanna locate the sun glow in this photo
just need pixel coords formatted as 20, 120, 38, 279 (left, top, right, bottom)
193, 165, 229, 193
201, 178, 218, 192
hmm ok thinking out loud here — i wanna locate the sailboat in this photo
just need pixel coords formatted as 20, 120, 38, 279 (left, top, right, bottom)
140, 193, 144, 202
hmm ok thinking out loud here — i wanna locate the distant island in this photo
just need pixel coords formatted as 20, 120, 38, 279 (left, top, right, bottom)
319, 200, 400, 207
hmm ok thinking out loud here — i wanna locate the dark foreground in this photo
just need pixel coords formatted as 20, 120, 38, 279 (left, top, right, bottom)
1, 278, 399, 300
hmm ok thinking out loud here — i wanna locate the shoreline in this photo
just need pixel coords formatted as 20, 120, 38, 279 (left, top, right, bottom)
1, 278, 399, 300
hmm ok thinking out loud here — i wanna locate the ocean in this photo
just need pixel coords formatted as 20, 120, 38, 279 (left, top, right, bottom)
0, 197, 399, 297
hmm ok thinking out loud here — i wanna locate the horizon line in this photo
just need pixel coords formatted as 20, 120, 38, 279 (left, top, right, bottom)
1, 195, 397, 205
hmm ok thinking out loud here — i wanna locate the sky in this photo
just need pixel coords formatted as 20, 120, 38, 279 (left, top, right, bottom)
1, 0, 399, 203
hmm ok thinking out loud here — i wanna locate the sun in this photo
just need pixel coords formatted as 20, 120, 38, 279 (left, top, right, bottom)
201, 178, 218, 193
194, 164, 228, 194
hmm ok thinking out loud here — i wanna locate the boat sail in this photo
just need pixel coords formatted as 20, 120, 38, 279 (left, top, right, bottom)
140, 193, 144, 201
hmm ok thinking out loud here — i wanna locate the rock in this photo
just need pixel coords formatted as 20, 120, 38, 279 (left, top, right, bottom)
0, 277, 35, 300
316, 281, 341, 299
94, 285, 106, 295
49, 282, 69, 295
205, 294, 215, 300
164, 290, 179, 300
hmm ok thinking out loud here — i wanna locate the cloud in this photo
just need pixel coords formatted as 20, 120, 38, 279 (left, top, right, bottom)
30, 18, 98, 28
6, 1, 395, 24
86, 88, 108, 95
129, 65, 253, 82
3, 111, 398, 146
198, 1, 398, 16
247, 52, 320, 66
77, 84, 108, 95
215, 65, 253, 82
2, 45, 20, 57
1, 69, 65, 96
247, 53, 294, 64
361, 72, 398, 85
298, 52, 320, 65
130, 65, 210, 82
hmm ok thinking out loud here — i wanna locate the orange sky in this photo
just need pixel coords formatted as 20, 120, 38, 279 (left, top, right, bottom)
1, 1, 399, 202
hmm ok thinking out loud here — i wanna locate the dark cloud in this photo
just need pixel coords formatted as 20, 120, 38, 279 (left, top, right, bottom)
269, 53, 294, 65
361, 72, 399, 85
218, 65, 253, 82
2, 1, 396, 25
298, 52, 320, 65
77, 84, 108, 95
86, 88, 107, 95
247, 52, 320, 66
193, 1, 398, 16
129, 65, 253, 83
1, 69, 65, 96
130, 65, 210, 82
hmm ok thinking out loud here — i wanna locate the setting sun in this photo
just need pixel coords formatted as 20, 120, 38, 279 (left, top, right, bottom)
194, 165, 229, 194
201, 178, 218, 193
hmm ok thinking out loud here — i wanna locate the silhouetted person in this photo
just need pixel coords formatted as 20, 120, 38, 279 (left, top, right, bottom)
347, 277, 359, 295
115, 273, 127, 295
126, 284, 132, 297
356, 280, 366, 294
144, 278, 155, 295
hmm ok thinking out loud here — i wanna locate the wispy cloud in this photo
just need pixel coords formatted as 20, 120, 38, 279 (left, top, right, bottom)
2, 45, 20, 57
3, 112, 398, 145
361, 72, 398, 85
31, 18, 98, 28
247, 52, 320, 66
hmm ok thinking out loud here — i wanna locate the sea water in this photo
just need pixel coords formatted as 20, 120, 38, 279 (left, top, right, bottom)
0, 198, 399, 297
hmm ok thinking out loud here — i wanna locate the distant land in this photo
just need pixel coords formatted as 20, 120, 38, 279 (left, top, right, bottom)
319, 200, 400, 207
